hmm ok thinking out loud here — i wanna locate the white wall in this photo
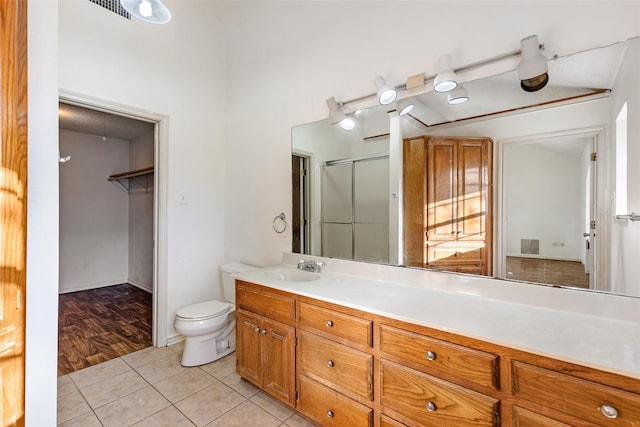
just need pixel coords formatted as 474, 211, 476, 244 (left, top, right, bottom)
223, 1, 640, 269
59, 130, 130, 292
504, 144, 582, 260
27, 1, 59, 424
58, 0, 228, 341
129, 130, 154, 291
610, 36, 640, 296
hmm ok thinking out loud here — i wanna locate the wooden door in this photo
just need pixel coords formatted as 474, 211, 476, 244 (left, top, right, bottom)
236, 310, 262, 386
263, 317, 295, 406
0, 1, 28, 425
457, 139, 490, 241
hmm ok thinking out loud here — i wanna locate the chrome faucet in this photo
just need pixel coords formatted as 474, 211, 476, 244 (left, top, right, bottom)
297, 259, 325, 272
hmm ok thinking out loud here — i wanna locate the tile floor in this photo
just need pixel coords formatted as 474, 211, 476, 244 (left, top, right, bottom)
57, 343, 316, 426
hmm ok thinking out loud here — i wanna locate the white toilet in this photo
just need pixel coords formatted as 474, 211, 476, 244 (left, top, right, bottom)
174, 262, 255, 367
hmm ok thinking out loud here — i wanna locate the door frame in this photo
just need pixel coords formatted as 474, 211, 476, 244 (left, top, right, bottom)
496, 126, 606, 289
58, 90, 169, 347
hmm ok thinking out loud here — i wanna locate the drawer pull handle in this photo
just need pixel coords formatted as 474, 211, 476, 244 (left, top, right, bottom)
327, 360, 334, 368
426, 401, 436, 412
600, 405, 618, 419
325, 320, 334, 327
326, 410, 334, 418
425, 351, 436, 361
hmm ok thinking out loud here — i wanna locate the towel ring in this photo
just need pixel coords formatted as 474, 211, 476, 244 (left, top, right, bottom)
273, 212, 287, 234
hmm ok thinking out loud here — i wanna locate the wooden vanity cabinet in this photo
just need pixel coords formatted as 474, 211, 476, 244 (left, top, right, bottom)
296, 301, 375, 426
511, 360, 640, 426
235, 280, 640, 427
235, 282, 296, 406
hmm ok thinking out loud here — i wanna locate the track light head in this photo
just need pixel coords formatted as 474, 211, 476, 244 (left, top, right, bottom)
518, 34, 548, 92
447, 85, 469, 105
434, 54, 458, 92
121, 0, 172, 23
397, 98, 416, 116
375, 76, 397, 105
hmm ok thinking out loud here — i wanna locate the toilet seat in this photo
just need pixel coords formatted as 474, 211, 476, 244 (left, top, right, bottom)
175, 300, 232, 321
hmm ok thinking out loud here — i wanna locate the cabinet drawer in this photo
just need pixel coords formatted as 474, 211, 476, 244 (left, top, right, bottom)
380, 415, 408, 427
427, 244, 483, 264
381, 361, 499, 427
512, 406, 573, 427
512, 361, 640, 426
380, 324, 499, 390
298, 302, 372, 347
298, 330, 373, 400
236, 281, 295, 325
297, 375, 373, 427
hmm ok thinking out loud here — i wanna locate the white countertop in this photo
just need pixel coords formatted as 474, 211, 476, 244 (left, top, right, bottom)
234, 254, 640, 380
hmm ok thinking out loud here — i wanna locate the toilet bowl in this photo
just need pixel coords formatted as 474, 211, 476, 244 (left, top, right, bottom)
174, 262, 255, 367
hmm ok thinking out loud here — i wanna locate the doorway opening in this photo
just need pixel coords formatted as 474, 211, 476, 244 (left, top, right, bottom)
498, 128, 601, 289
291, 154, 310, 254
57, 95, 167, 374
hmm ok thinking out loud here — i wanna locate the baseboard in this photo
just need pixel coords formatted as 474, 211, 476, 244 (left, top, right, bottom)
128, 281, 152, 293
506, 254, 582, 263
59, 280, 126, 294
166, 334, 184, 347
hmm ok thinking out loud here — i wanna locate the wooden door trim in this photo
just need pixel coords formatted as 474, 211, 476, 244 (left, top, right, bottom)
1, 0, 28, 425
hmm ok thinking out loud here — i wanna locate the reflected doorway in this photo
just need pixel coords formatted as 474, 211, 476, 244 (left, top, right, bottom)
499, 131, 598, 289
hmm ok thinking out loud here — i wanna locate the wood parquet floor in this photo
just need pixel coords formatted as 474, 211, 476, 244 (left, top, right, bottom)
506, 257, 590, 289
57, 283, 152, 376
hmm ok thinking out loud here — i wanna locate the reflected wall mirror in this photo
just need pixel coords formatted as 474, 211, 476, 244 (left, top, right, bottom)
291, 36, 640, 298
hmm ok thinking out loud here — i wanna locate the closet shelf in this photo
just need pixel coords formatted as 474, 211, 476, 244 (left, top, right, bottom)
108, 166, 154, 191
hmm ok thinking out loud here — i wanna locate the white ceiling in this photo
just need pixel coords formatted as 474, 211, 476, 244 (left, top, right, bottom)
58, 103, 154, 140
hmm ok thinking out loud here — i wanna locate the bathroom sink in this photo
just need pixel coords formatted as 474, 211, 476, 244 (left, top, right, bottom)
265, 269, 320, 282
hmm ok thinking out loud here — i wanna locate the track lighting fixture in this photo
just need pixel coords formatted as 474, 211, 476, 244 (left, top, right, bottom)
326, 97, 355, 131
339, 117, 355, 131
518, 34, 548, 92
447, 85, 469, 105
397, 98, 416, 116
121, 0, 172, 24
375, 76, 398, 105
434, 54, 458, 92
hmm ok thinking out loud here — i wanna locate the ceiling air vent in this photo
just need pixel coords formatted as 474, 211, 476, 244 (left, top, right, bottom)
89, 0, 131, 20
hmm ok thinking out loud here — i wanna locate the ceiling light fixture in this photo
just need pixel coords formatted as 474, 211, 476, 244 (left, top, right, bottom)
120, 0, 172, 24
375, 76, 397, 105
518, 34, 548, 92
447, 85, 469, 105
397, 98, 416, 116
433, 54, 458, 92
326, 97, 355, 131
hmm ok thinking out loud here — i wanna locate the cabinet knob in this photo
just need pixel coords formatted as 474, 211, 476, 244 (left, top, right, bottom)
325, 320, 334, 327
426, 401, 436, 412
254, 327, 260, 333
425, 351, 436, 361
261, 329, 267, 335
326, 410, 334, 418
600, 405, 619, 419
327, 360, 334, 368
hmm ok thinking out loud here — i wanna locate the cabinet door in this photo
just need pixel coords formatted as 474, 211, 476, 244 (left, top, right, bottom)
457, 139, 489, 242
236, 310, 262, 386
426, 138, 457, 241
263, 317, 296, 406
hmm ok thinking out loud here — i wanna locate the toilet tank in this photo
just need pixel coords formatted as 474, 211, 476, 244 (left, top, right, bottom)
220, 262, 256, 303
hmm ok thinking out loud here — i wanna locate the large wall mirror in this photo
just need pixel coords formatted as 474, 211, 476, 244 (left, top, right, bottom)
291, 36, 640, 298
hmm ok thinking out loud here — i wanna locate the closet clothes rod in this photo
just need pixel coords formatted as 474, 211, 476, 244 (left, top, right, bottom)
615, 212, 640, 221
108, 166, 154, 192
108, 166, 154, 181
